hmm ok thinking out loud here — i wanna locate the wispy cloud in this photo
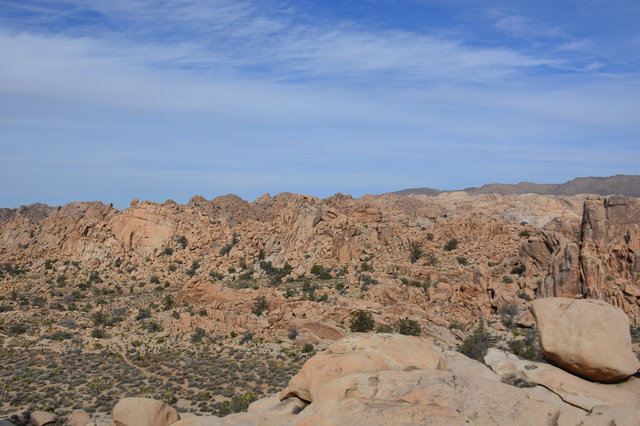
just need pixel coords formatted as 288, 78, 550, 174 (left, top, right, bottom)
0, 0, 639, 207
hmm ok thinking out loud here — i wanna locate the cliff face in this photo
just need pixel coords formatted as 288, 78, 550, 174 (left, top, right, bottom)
520, 195, 640, 321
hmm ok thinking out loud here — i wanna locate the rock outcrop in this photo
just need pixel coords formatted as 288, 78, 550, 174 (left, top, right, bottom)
112, 397, 179, 426
106, 334, 640, 425
532, 297, 640, 381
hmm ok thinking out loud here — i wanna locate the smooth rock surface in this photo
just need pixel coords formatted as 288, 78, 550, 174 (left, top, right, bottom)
112, 397, 179, 426
532, 297, 640, 381
29, 411, 56, 426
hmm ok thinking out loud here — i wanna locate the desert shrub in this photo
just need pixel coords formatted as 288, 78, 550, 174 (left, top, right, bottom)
147, 322, 163, 333
136, 308, 151, 320
302, 281, 318, 301
426, 233, 434, 241
310, 264, 332, 280
502, 276, 513, 284
402, 278, 434, 291
410, 241, 423, 263
47, 330, 74, 341
443, 238, 458, 251
219, 235, 237, 256
456, 256, 468, 265
0, 305, 14, 312
8, 322, 28, 335
499, 304, 519, 328
350, 310, 374, 333
517, 291, 532, 301
91, 328, 107, 339
376, 324, 393, 333
185, 261, 200, 277
171, 310, 180, 319
175, 235, 188, 249
168, 264, 177, 272
508, 329, 541, 361
397, 318, 421, 336
519, 230, 531, 238
259, 261, 292, 283
605, 275, 614, 282
288, 329, 298, 340
360, 274, 379, 286
240, 332, 254, 344
501, 372, 536, 388
511, 265, 525, 276
198, 308, 207, 317
423, 252, 438, 266
89, 271, 103, 283
191, 327, 206, 343
215, 391, 257, 417
162, 294, 175, 310
360, 262, 373, 272
163, 247, 174, 255
302, 343, 314, 353
149, 275, 160, 284
92, 311, 111, 326
210, 271, 224, 280
252, 296, 268, 316
458, 328, 494, 362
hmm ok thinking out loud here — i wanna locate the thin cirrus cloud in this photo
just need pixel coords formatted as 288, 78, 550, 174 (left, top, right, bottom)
0, 0, 639, 208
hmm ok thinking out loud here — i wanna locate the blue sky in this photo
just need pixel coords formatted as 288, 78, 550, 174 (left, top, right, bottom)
1, 0, 639, 208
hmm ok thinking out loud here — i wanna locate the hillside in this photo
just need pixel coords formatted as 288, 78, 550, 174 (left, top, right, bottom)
390, 174, 640, 197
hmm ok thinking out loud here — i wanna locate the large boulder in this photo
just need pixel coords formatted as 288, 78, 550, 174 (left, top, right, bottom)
280, 333, 445, 402
532, 297, 640, 381
29, 411, 56, 426
112, 397, 179, 426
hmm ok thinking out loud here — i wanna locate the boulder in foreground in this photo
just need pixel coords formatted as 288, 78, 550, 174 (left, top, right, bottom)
532, 297, 640, 381
112, 397, 179, 426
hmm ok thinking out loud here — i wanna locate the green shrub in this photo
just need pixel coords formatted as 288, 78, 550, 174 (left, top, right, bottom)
349, 310, 374, 333
252, 296, 268, 316
191, 327, 206, 343
456, 256, 468, 265
410, 241, 423, 263
8, 322, 28, 335
91, 328, 107, 339
443, 238, 458, 251
501, 372, 536, 388
458, 328, 494, 362
397, 318, 421, 336
357, 262, 371, 273
215, 391, 257, 417
519, 230, 531, 238
175, 235, 188, 249
302, 343, 314, 353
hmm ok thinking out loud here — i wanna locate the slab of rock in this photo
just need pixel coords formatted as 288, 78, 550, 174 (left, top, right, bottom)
68, 409, 90, 426
29, 411, 56, 426
532, 297, 640, 381
112, 397, 179, 426
485, 349, 640, 411
280, 333, 445, 402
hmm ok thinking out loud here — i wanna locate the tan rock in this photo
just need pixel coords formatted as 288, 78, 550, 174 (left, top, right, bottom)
280, 333, 445, 402
68, 409, 91, 426
532, 297, 640, 381
112, 397, 179, 426
29, 411, 56, 426
485, 349, 640, 411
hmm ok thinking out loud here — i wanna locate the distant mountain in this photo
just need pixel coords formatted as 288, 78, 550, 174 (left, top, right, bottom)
390, 175, 640, 198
